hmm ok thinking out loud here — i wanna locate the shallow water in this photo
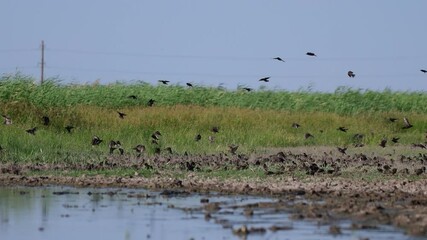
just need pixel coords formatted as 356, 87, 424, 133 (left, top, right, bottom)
0, 186, 420, 240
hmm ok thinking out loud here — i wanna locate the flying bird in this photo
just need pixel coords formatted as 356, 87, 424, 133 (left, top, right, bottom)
186, 83, 193, 87
306, 52, 317, 57
26, 127, 37, 135
2, 115, 12, 125
259, 77, 270, 82
228, 144, 239, 155
65, 125, 74, 133
42, 116, 50, 126
391, 137, 400, 143
273, 57, 285, 62
337, 147, 347, 155
389, 117, 397, 122
117, 111, 126, 119
347, 71, 355, 78
128, 95, 137, 99
151, 131, 162, 141
402, 117, 413, 129
421, 69, 427, 73
304, 133, 314, 139
92, 136, 103, 146
242, 87, 253, 92
158, 80, 170, 85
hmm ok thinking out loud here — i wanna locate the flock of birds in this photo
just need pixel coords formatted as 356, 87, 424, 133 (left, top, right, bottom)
154, 52, 427, 91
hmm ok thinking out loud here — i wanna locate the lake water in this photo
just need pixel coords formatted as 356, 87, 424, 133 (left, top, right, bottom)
0, 186, 419, 240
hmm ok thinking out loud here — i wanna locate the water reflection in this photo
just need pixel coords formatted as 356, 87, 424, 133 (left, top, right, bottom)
0, 186, 418, 240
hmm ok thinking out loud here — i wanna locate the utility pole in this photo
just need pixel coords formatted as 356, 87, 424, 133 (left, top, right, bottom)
40, 40, 45, 84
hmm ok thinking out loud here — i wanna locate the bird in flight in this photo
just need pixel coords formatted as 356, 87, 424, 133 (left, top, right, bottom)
421, 69, 427, 73
92, 136, 103, 146
117, 111, 126, 119
186, 83, 193, 87
306, 52, 317, 57
158, 80, 170, 85
402, 117, 413, 129
242, 87, 253, 92
391, 137, 400, 143
337, 147, 347, 155
273, 57, 285, 62
337, 127, 348, 132
128, 95, 137, 99
65, 125, 74, 133
259, 77, 270, 82
388, 117, 397, 122
347, 71, 356, 78
304, 133, 314, 139
228, 144, 239, 154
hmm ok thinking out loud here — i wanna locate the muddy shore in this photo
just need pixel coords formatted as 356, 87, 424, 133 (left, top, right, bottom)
1, 147, 427, 236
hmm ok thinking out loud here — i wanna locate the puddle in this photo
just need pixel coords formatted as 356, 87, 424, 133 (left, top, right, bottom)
0, 186, 420, 240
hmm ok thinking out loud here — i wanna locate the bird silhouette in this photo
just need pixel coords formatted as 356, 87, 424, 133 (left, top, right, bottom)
151, 131, 162, 141
389, 117, 397, 122
347, 71, 355, 78
337, 127, 348, 132
259, 77, 270, 82
243, 87, 253, 92
42, 116, 50, 126
132, 144, 146, 157
211, 126, 219, 133
109, 140, 123, 154
26, 127, 37, 135
92, 136, 103, 146
402, 117, 413, 129
2, 115, 12, 125
186, 83, 193, 87
117, 111, 126, 119
304, 133, 314, 139
147, 99, 155, 107
337, 147, 347, 155
379, 139, 387, 148
228, 144, 239, 155
65, 125, 74, 133
273, 57, 285, 62
195, 134, 202, 141
421, 69, 427, 73
391, 137, 400, 143
306, 52, 317, 57
292, 123, 301, 128
158, 80, 170, 85
128, 95, 137, 99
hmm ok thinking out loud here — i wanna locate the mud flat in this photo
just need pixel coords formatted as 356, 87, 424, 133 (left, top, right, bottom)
1, 146, 427, 237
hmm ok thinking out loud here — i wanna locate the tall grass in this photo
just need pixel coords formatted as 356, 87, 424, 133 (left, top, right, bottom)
0, 73, 426, 163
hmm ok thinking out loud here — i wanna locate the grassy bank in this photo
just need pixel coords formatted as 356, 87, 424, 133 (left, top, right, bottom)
0, 73, 426, 164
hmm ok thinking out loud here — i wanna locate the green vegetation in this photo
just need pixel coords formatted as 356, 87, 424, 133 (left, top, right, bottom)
0, 73, 426, 165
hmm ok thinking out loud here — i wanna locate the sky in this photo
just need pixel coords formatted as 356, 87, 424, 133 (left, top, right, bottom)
1, 1, 427, 92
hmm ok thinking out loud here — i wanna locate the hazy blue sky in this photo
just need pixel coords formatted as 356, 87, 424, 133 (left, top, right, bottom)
1, 1, 427, 92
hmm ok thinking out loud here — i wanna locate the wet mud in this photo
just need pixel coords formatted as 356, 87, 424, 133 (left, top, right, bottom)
1, 146, 427, 236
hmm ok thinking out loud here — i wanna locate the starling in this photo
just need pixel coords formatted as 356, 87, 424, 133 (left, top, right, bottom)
92, 136, 103, 146
243, 87, 253, 92
228, 144, 239, 155
421, 69, 427, 73
158, 80, 170, 85
186, 83, 193, 87
391, 137, 400, 143
26, 127, 37, 135
151, 131, 162, 141
292, 123, 301, 128
347, 71, 355, 78
208, 136, 215, 143
147, 99, 155, 107
65, 125, 74, 133
2, 115, 12, 125
42, 116, 50, 126
109, 140, 119, 154
133, 144, 146, 157
117, 111, 126, 119
379, 139, 387, 148
259, 77, 270, 82
195, 134, 202, 141
306, 52, 317, 57
128, 95, 137, 99
337, 127, 348, 132
304, 133, 314, 139
337, 147, 347, 155
389, 117, 397, 122
273, 57, 285, 62
211, 126, 219, 133
402, 117, 413, 129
